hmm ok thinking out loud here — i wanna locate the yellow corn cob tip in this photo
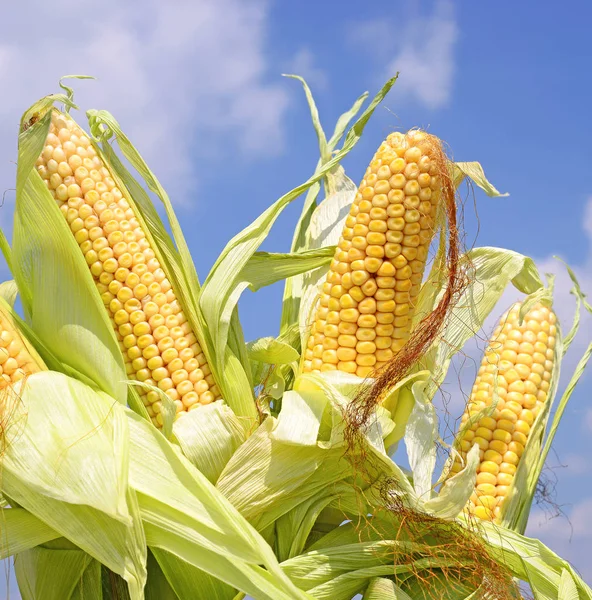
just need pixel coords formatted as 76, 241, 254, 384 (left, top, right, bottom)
302, 130, 443, 378
448, 302, 557, 522
34, 111, 221, 428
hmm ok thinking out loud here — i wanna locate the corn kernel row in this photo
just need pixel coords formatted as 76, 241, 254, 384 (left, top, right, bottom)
303, 131, 442, 378
449, 302, 556, 521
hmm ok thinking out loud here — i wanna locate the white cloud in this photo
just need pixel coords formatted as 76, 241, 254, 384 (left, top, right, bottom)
0, 0, 290, 216
350, 1, 458, 110
285, 48, 328, 91
386, 1, 457, 110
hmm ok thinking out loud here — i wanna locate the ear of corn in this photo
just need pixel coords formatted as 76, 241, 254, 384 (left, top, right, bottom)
0, 300, 45, 389
449, 302, 556, 522
302, 131, 442, 378
34, 111, 221, 427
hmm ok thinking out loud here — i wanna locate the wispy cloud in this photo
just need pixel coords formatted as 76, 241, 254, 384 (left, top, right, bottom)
349, 0, 458, 110
0, 0, 289, 213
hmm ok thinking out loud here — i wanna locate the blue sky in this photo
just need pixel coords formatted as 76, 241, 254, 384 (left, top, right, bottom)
0, 0, 591, 595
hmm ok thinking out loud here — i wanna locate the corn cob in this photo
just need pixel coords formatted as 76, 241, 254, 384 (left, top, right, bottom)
34, 111, 220, 427
449, 302, 556, 521
0, 304, 44, 389
302, 131, 442, 378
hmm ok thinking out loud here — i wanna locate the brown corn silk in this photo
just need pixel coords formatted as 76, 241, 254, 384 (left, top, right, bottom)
449, 302, 556, 522
34, 111, 221, 427
303, 131, 443, 378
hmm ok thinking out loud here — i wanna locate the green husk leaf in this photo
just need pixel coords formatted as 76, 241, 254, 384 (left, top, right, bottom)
71, 560, 103, 600
245, 248, 335, 293
274, 490, 336, 562
0, 279, 18, 307
1, 371, 147, 598
57, 75, 96, 109
247, 336, 300, 369
557, 257, 592, 315
558, 569, 579, 600
363, 577, 413, 600
0, 508, 60, 558
271, 387, 328, 446
403, 375, 438, 498
150, 548, 235, 600
173, 402, 246, 483
561, 290, 581, 355
423, 443, 480, 519
453, 162, 508, 197
145, 550, 179, 600
217, 418, 350, 532
0, 227, 14, 274
477, 520, 592, 598
15, 545, 94, 600
125, 410, 312, 599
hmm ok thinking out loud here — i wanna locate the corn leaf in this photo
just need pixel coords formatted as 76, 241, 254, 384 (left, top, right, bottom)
15, 544, 94, 600
0, 279, 18, 307
0, 508, 60, 557
284, 76, 368, 258
72, 561, 103, 600
125, 410, 312, 600
0, 227, 14, 275
307, 566, 403, 600
423, 443, 479, 519
1, 371, 147, 598
477, 521, 592, 599
558, 569, 579, 600
217, 419, 350, 532
247, 336, 300, 367
453, 162, 508, 197
150, 548, 235, 600
145, 550, 179, 600
243, 248, 335, 297
274, 491, 336, 562
272, 388, 328, 446
173, 402, 246, 483
363, 577, 413, 600
403, 375, 438, 498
